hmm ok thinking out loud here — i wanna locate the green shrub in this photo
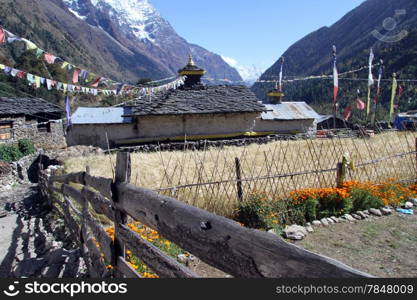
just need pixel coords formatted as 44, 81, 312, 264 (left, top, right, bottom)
235, 194, 272, 230
0, 144, 23, 162
349, 188, 384, 211
18, 139, 36, 156
304, 197, 319, 221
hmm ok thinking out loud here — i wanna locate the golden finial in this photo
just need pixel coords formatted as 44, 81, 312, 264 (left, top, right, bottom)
188, 55, 195, 67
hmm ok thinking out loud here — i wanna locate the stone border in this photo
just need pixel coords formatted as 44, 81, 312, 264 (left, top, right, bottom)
278, 201, 417, 241
113, 133, 357, 153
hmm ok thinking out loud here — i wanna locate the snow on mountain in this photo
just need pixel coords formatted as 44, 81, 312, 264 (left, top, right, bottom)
62, 0, 242, 82
222, 56, 264, 85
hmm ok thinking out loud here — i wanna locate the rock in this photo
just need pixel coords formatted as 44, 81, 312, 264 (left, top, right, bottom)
0, 211, 7, 218
357, 211, 368, 219
410, 198, 417, 206
326, 218, 335, 224
312, 220, 322, 226
404, 202, 414, 209
306, 222, 311, 227
177, 254, 188, 264
306, 226, 314, 233
381, 208, 392, 215
284, 225, 308, 240
369, 208, 383, 217
320, 218, 329, 226
351, 213, 363, 220
343, 214, 355, 222
330, 216, 339, 223
13, 258, 47, 277
362, 210, 370, 215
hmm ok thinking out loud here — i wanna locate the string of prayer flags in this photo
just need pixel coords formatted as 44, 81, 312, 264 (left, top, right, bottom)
1, 60, 186, 97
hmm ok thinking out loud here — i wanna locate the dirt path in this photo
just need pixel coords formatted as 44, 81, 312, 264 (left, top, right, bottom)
290, 212, 417, 277
0, 184, 87, 278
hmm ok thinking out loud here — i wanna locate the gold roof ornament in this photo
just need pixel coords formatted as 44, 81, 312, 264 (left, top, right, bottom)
178, 54, 206, 76
267, 90, 285, 98
187, 55, 196, 67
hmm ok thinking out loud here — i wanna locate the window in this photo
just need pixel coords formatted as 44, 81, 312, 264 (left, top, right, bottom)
37, 121, 51, 133
0, 121, 13, 140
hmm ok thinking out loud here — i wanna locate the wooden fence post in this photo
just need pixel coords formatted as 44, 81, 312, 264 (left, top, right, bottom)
336, 156, 347, 188
112, 152, 131, 277
235, 157, 244, 202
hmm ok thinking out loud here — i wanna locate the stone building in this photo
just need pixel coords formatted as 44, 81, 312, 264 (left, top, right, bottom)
0, 97, 65, 148
67, 56, 320, 148
67, 56, 267, 148
253, 85, 318, 136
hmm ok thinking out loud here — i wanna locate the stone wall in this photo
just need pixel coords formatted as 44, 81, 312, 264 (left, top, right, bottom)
0, 116, 66, 149
254, 119, 317, 136
67, 112, 261, 149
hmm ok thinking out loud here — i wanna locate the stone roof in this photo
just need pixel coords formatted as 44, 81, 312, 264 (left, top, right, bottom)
0, 97, 63, 117
128, 85, 266, 116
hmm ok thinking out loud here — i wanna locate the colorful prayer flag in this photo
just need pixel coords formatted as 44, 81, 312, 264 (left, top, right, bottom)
390, 73, 398, 121
44, 53, 57, 64
332, 46, 338, 104
65, 96, 72, 128
343, 106, 352, 121
356, 98, 365, 110
72, 68, 80, 84
368, 48, 374, 87
0, 28, 6, 44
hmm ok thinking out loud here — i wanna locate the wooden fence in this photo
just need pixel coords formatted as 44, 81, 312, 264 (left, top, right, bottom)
39, 152, 373, 278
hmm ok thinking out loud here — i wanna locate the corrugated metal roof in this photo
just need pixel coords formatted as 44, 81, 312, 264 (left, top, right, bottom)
71, 107, 133, 124
261, 102, 320, 120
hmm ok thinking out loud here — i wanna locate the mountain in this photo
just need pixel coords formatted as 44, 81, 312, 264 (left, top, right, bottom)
0, 0, 242, 103
252, 0, 417, 119
62, 0, 242, 84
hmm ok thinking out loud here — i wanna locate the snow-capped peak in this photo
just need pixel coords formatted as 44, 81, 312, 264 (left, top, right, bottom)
63, 0, 167, 44
91, 0, 159, 23
93, 0, 163, 43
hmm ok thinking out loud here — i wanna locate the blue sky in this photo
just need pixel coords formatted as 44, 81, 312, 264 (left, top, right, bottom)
151, 0, 365, 80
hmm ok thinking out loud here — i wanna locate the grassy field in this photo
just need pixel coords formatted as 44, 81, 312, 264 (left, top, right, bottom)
65, 131, 417, 216
290, 212, 417, 277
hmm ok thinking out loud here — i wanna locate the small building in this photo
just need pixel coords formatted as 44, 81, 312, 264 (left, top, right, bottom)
0, 97, 65, 148
67, 107, 134, 148
316, 115, 352, 130
253, 85, 319, 136
394, 112, 417, 130
67, 56, 267, 148
254, 102, 318, 136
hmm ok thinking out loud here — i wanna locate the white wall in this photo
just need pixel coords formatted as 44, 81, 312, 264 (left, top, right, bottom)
67, 113, 260, 148
254, 119, 317, 135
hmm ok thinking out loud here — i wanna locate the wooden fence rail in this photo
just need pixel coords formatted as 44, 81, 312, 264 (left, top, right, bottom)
40, 152, 373, 278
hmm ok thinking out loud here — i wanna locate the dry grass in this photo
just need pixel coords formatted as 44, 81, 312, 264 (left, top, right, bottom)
64, 131, 417, 216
